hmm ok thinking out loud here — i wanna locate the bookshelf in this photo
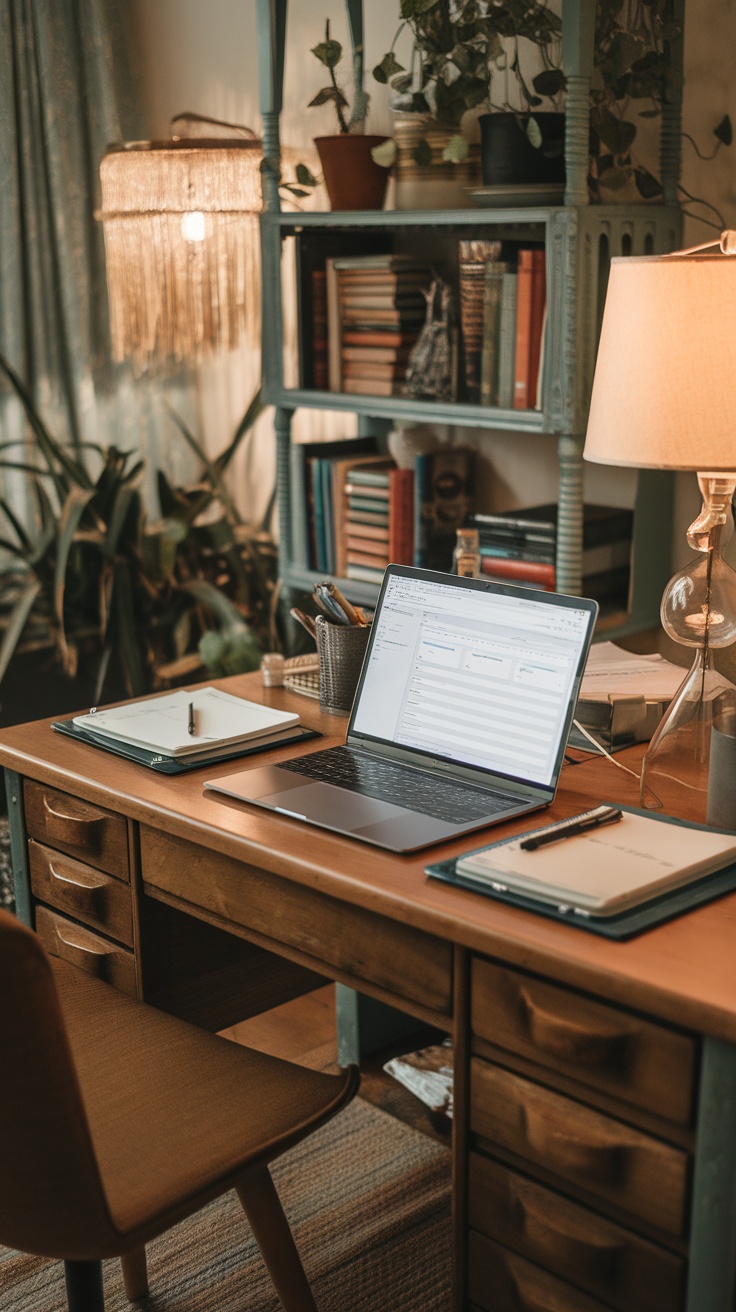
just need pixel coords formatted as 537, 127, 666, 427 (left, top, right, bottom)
255, 0, 685, 636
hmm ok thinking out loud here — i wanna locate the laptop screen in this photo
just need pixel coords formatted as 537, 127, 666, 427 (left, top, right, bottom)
349, 567, 597, 790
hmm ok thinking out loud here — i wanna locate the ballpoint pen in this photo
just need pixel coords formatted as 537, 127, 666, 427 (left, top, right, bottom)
187, 701, 196, 736
519, 806, 623, 851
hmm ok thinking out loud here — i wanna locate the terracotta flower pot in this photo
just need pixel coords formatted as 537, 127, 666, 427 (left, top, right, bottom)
314, 135, 390, 211
479, 112, 565, 187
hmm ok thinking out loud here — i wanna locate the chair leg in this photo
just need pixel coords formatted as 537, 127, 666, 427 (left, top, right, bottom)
236, 1166, 319, 1312
120, 1245, 149, 1300
64, 1259, 104, 1312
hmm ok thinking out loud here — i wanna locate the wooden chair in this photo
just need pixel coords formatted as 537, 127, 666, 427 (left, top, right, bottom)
0, 909, 358, 1311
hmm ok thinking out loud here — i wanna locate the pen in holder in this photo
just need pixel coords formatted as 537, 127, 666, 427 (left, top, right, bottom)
316, 614, 371, 714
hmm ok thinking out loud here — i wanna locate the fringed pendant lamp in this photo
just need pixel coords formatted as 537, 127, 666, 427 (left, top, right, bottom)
97, 119, 263, 369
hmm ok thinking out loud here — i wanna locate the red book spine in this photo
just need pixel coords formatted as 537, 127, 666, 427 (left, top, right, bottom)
389, 467, 415, 566
480, 555, 555, 585
528, 250, 546, 404
513, 250, 534, 410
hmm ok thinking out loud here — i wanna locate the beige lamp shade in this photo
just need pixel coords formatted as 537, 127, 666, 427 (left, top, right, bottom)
97, 139, 262, 369
584, 253, 736, 471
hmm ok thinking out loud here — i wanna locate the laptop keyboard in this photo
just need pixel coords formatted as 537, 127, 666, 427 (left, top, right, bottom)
280, 746, 515, 824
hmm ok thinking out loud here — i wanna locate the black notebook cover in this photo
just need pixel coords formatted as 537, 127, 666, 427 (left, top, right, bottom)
52, 718, 321, 774
425, 806, 736, 940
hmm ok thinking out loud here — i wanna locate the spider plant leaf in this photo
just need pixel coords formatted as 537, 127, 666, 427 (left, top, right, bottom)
182, 579, 244, 628
110, 558, 146, 697
0, 497, 33, 554
0, 536, 30, 559
53, 486, 97, 663
0, 351, 92, 494
165, 404, 240, 522
215, 387, 264, 473
0, 577, 42, 683
104, 483, 142, 558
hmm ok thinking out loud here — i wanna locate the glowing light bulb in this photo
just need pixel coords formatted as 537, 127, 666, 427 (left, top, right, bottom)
181, 211, 206, 242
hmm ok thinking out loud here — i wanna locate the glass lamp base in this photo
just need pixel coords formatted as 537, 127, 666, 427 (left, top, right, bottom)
640, 650, 736, 823
640, 472, 736, 826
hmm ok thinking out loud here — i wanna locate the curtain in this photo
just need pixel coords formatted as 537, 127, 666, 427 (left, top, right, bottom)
0, 0, 194, 496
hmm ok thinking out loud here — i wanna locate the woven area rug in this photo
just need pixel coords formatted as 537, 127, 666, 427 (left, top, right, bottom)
0, 1097, 451, 1311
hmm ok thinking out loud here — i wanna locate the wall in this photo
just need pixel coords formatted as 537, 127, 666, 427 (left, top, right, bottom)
126, 0, 736, 563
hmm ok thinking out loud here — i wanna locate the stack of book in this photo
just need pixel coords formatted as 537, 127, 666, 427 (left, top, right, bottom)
343, 459, 403, 585
470, 503, 634, 605
326, 254, 432, 396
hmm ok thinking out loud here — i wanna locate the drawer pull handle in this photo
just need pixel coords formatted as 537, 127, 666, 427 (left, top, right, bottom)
509, 1264, 570, 1312
48, 860, 108, 913
53, 923, 113, 978
42, 796, 104, 849
510, 1177, 622, 1281
522, 1104, 624, 1182
519, 986, 629, 1069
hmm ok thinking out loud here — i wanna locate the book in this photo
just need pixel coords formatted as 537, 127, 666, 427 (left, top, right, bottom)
388, 467, 415, 566
72, 687, 299, 760
346, 535, 389, 557
311, 268, 328, 390
414, 449, 475, 570
479, 261, 507, 407
345, 562, 387, 583
342, 345, 413, 364
342, 362, 411, 381
347, 549, 389, 569
454, 807, 736, 919
496, 271, 517, 409
528, 250, 546, 407
513, 249, 534, 409
342, 329, 418, 348
343, 377, 407, 397
479, 556, 556, 586
458, 239, 503, 402
331, 451, 390, 578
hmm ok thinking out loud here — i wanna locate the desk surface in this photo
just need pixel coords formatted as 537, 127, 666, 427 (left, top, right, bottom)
2, 672, 736, 1043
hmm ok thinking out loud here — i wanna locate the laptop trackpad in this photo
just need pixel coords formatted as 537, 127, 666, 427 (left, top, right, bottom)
265, 781, 405, 826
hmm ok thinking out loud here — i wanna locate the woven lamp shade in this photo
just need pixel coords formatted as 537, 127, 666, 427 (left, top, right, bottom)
98, 139, 262, 369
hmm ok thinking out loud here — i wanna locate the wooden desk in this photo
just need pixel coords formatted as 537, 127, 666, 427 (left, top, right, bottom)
2, 672, 736, 1312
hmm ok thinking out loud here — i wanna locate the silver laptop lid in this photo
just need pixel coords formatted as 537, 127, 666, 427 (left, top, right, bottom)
347, 566, 598, 798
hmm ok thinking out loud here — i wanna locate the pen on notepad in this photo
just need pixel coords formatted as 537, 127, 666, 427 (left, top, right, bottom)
187, 701, 196, 737
519, 807, 623, 852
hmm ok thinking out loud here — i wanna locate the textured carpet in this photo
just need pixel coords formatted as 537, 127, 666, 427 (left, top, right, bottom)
0, 1097, 452, 1311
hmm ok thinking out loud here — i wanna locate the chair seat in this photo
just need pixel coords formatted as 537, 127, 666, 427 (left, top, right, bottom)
52, 959, 356, 1243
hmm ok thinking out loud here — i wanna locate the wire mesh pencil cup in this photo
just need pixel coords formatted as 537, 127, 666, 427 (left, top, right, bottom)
316, 616, 371, 714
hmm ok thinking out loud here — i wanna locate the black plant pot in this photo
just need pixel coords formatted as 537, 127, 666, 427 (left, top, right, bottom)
479, 112, 565, 187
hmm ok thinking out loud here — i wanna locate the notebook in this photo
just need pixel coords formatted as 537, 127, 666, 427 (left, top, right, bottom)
453, 807, 736, 916
204, 565, 598, 853
72, 687, 299, 759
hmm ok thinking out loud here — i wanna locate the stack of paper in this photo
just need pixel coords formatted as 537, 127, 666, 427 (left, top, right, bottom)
574, 643, 686, 750
72, 688, 300, 764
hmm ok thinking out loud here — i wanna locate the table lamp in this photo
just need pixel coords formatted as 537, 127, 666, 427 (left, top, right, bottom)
584, 233, 736, 825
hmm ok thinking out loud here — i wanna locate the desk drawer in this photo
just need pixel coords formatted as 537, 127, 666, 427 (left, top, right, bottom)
35, 906, 137, 996
29, 841, 133, 946
468, 1153, 684, 1312
471, 958, 696, 1125
470, 1059, 688, 1235
469, 1232, 611, 1312
140, 827, 452, 1019
25, 782, 129, 881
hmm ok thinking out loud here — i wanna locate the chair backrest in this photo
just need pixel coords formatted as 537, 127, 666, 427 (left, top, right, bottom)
0, 910, 117, 1259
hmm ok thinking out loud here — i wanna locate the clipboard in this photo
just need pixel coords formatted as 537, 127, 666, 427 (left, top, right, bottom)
425, 805, 736, 940
52, 718, 321, 774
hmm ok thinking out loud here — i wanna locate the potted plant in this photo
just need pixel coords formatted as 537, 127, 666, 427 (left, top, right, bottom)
0, 353, 277, 710
305, 17, 390, 210
373, 0, 565, 197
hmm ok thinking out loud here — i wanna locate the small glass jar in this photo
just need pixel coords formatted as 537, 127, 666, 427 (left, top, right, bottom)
260, 652, 285, 687
453, 527, 481, 578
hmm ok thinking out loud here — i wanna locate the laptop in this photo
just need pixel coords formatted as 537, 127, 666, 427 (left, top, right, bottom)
205, 566, 598, 853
